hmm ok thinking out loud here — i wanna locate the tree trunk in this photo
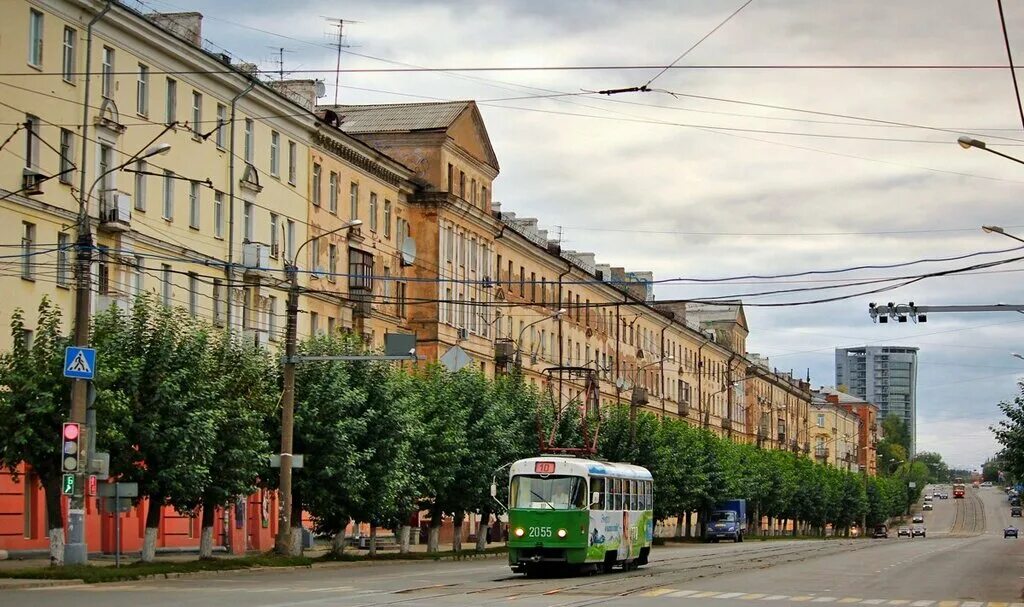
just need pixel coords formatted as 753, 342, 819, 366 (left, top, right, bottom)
42, 474, 64, 566
287, 499, 303, 556
331, 530, 346, 556
399, 524, 412, 554
476, 511, 490, 552
199, 504, 216, 559
142, 496, 162, 562
428, 516, 441, 553
369, 523, 378, 557
684, 511, 692, 538
675, 513, 684, 538
452, 511, 464, 553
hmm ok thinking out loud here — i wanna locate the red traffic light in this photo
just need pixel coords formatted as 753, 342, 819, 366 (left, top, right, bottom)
63, 422, 80, 441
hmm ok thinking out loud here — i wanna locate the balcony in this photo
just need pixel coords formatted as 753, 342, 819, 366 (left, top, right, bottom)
814, 447, 829, 459
242, 242, 272, 278
721, 418, 731, 431
494, 339, 514, 365
96, 293, 131, 314
99, 190, 132, 233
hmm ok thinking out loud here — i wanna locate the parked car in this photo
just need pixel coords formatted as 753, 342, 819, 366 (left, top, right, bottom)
912, 514, 924, 523
932, 491, 942, 498
1012, 506, 1022, 517
912, 525, 926, 538
872, 524, 888, 538
897, 526, 911, 538
940, 493, 949, 499
982, 481, 993, 487
1006, 526, 1019, 538
922, 503, 933, 511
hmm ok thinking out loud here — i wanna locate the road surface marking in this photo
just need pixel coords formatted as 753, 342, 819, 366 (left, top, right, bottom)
811, 598, 837, 603
839, 599, 862, 604
692, 591, 722, 598
715, 593, 746, 599
960, 603, 983, 607
988, 603, 1009, 607
668, 591, 701, 597
887, 601, 910, 605
910, 601, 935, 606
763, 596, 791, 601
861, 600, 887, 605
740, 594, 768, 600
790, 596, 814, 602
640, 588, 676, 597
937, 602, 960, 607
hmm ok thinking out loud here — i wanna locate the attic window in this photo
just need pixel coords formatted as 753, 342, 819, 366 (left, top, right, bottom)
240, 163, 262, 193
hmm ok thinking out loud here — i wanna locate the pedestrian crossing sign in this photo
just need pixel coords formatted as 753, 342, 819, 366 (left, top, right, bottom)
63, 347, 96, 380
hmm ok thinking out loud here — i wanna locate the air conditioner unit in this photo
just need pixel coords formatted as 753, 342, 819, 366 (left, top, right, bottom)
457, 327, 469, 341
22, 169, 44, 195
99, 190, 132, 232
242, 242, 270, 276
243, 329, 269, 348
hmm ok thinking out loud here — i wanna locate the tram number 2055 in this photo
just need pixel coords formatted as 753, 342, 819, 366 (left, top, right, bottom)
527, 527, 552, 538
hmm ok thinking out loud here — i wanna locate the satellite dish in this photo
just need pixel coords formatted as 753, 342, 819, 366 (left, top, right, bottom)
401, 237, 417, 267
314, 80, 327, 99
615, 377, 624, 390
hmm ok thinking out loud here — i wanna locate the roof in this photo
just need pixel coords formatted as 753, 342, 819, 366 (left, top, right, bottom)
685, 301, 743, 323
326, 101, 473, 134
819, 386, 879, 408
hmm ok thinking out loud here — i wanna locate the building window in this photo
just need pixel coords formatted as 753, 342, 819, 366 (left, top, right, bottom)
348, 248, 373, 293
287, 141, 296, 184
459, 171, 466, 198
191, 91, 202, 132
270, 131, 280, 177
287, 219, 295, 260
59, 129, 74, 184
188, 273, 199, 317
134, 64, 149, 116
328, 243, 337, 282
268, 295, 277, 338
62, 27, 76, 83
445, 226, 453, 263
100, 46, 115, 99
215, 104, 226, 148
369, 193, 378, 231
270, 213, 279, 257
244, 119, 254, 162
28, 10, 43, 67
311, 163, 321, 206
243, 201, 253, 242
188, 181, 200, 229
20, 222, 35, 279
349, 182, 358, 218
383, 200, 392, 238
214, 191, 224, 238
482, 185, 488, 209
447, 163, 454, 192
328, 171, 338, 213
162, 170, 174, 219
213, 279, 224, 326
134, 160, 146, 211
161, 264, 172, 305
165, 78, 177, 124
470, 178, 477, 205
24, 115, 39, 170
310, 239, 320, 272
56, 233, 70, 287
397, 282, 407, 318
817, 414, 825, 428
310, 311, 319, 335
96, 246, 110, 295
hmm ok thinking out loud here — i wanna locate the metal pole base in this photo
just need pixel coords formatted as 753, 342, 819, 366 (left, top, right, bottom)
64, 543, 88, 565
64, 509, 88, 565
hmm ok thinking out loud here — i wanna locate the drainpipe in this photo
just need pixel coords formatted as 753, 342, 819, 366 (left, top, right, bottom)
226, 78, 257, 333
697, 339, 709, 428
614, 303, 621, 405
726, 352, 737, 437
556, 260, 571, 409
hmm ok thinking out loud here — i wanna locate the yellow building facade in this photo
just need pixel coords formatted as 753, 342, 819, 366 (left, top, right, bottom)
810, 395, 863, 472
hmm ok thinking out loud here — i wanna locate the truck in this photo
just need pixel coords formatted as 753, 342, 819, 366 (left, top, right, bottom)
706, 499, 747, 542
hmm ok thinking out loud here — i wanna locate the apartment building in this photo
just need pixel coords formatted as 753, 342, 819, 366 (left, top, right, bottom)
820, 387, 880, 476
836, 346, 918, 455
810, 392, 863, 472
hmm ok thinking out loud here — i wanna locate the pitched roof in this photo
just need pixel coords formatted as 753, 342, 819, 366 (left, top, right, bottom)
326, 101, 473, 134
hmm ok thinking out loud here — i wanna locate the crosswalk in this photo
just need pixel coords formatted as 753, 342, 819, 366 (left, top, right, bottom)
636, 588, 1022, 606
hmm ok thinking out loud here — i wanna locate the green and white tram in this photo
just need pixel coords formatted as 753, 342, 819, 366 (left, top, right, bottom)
506, 456, 654, 574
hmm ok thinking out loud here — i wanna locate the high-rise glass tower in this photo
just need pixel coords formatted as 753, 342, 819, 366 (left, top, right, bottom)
835, 346, 919, 454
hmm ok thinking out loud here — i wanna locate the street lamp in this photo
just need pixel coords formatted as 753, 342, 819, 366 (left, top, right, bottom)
277, 218, 361, 556
982, 225, 1024, 246
957, 136, 1024, 167
514, 308, 566, 367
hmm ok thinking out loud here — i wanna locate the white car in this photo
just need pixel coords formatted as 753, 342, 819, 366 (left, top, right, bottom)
912, 514, 924, 523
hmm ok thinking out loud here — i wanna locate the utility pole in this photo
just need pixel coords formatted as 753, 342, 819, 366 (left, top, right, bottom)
324, 17, 359, 106
276, 219, 361, 555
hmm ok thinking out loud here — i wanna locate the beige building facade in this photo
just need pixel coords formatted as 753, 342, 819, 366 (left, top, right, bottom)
810, 391, 863, 472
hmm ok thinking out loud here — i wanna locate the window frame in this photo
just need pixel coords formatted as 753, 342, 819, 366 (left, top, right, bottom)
28, 10, 43, 68
162, 169, 175, 220
134, 160, 146, 211
165, 77, 177, 125
191, 91, 202, 134
213, 191, 224, 239
62, 27, 76, 83
136, 64, 149, 116
188, 181, 200, 229
101, 46, 114, 99
311, 163, 322, 207
270, 130, 280, 177
369, 193, 378, 231
383, 200, 392, 238
328, 171, 338, 213
59, 128, 74, 184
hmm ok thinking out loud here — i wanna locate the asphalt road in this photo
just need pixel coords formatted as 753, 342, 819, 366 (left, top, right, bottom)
9, 486, 1024, 607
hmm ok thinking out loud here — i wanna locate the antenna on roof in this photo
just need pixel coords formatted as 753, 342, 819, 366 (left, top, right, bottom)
267, 46, 295, 81
323, 17, 361, 106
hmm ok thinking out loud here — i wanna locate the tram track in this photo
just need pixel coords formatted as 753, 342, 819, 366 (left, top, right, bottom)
341, 539, 875, 607
949, 490, 985, 536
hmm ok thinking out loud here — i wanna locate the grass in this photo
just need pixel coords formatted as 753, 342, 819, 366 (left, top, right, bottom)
0, 554, 315, 583
0, 547, 509, 584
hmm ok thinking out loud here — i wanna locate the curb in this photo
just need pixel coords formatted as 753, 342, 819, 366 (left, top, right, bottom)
0, 578, 86, 590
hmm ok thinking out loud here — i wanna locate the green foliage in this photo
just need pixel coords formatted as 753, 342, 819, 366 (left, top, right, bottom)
993, 385, 1024, 483
0, 297, 72, 531
913, 451, 950, 485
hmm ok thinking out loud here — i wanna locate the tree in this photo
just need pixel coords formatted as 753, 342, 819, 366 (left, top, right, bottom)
92, 295, 222, 561
913, 451, 950, 485
0, 298, 72, 564
993, 384, 1024, 482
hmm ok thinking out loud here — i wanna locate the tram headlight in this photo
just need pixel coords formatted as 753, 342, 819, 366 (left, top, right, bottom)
514, 527, 525, 537
557, 528, 567, 538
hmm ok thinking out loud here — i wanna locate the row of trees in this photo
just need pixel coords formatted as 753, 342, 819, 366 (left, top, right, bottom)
0, 297, 917, 564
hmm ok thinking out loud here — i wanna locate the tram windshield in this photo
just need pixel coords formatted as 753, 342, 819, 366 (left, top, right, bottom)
510, 475, 587, 510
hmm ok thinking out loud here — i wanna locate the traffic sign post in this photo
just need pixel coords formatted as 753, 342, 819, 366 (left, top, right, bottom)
63, 347, 96, 380
98, 483, 137, 568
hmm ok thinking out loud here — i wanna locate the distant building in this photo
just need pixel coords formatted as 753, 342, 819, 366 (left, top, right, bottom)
835, 346, 918, 455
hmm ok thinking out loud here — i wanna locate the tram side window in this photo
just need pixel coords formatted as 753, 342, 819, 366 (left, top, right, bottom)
631, 480, 638, 510
647, 481, 653, 510
638, 481, 646, 510
612, 478, 622, 510
590, 477, 605, 510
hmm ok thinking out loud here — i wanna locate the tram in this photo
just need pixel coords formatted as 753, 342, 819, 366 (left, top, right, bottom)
506, 456, 654, 575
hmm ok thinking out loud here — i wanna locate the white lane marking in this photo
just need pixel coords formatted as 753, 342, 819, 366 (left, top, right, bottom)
667, 590, 701, 597
811, 598, 837, 603
910, 601, 934, 606
762, 596, 790, 601
714, 593, 746, 599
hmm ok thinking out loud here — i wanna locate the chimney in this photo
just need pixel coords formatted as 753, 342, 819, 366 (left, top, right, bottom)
269, 79, 322, 112
237, 62, 259, 77
146, 12, 203, 47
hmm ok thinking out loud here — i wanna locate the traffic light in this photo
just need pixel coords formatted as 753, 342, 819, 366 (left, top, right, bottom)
62, 422, 80, 473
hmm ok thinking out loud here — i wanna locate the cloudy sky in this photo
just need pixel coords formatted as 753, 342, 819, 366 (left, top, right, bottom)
145, 0, 1024, 469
